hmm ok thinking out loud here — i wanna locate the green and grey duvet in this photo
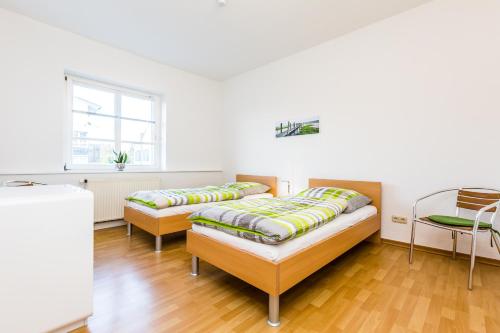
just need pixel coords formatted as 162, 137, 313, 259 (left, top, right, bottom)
126, 182, 269, 209
189, 188, 365, 244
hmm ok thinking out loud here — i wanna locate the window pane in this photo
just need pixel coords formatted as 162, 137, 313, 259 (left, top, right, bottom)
122, 143, 154, 166
121, 119, 154, 143
73, 84, 115, 116
73, 112, 115, 140
72, 139, 115, 165
121, 95, 153, 120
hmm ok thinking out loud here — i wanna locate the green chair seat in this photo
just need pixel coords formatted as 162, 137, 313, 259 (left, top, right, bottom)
427, 215, 491, 228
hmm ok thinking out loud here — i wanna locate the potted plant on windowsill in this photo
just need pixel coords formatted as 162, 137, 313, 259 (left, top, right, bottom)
113, 150, 128, 171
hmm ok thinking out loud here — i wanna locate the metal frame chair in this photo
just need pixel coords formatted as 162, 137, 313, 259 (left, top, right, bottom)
409, 187, 500, 290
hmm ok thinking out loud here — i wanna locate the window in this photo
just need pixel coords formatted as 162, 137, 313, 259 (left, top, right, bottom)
65, 75, 161, 170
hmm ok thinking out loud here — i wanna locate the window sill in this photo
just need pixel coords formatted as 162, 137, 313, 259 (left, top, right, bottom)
64, 169, 163, 174
63, 169, 223, 175
0, 170, 223, 176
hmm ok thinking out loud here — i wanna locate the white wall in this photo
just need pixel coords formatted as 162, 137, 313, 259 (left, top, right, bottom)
223, 0, 500, 259
0, 8, 223, 175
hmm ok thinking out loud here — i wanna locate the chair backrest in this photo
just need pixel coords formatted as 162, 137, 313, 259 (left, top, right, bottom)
457, 189, 500, 213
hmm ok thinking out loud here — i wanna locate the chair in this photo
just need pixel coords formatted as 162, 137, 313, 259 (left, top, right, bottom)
409, 188, 500, 290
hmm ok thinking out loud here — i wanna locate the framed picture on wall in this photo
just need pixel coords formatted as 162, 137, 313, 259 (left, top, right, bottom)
275, 117, 320, 138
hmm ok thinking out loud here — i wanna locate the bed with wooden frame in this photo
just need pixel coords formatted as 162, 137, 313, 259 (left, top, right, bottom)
124, 174, 278, 251
186, 178, 381, 326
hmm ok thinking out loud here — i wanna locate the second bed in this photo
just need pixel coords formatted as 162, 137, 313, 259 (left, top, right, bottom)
187, 178, 381, 327
124, 174, 277, 251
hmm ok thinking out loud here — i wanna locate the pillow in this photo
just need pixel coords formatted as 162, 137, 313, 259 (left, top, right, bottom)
222, 182, 271, 196
296, 187, 372, 213
343, 195, 372, 213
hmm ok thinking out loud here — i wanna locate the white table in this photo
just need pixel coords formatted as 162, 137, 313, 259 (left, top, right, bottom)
0, 185, 93, 333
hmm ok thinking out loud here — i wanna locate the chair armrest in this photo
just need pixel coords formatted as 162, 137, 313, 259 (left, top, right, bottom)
473, 200, 500, 232
413, 188, 460, 220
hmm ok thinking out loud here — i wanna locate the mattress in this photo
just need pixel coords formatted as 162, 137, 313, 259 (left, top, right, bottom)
125, 193, 274, 218
192, 205, 377, 262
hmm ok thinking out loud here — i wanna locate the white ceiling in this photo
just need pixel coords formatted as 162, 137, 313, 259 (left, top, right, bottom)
0, 0, 429, 80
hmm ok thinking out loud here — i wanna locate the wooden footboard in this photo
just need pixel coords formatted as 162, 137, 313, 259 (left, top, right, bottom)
124, 206, 191, 236
187, 213, 380, 296
187, 230, 280, 295
278, 213, 380, 293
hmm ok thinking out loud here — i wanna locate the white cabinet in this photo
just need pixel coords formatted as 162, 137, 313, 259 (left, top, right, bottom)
0, 185, 93, 333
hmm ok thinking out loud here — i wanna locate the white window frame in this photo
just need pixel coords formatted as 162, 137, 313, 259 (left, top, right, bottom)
64, 74, 162, 171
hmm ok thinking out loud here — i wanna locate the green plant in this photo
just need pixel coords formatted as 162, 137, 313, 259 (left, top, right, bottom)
113, 150, 128, 164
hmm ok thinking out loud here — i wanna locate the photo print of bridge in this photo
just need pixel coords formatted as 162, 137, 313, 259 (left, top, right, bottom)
275, 117, 320, 138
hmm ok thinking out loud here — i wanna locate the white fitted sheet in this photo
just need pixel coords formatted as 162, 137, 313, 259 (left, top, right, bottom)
192, 205, 377, 262
125, 193, 274, 218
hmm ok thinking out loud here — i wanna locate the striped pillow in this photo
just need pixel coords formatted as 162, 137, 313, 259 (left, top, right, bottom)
222, 182, 270, 196
296, 187, 371, 213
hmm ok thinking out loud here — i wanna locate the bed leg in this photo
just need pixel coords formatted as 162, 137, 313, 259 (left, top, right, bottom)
366, 230, 381, 244
191, 256, 199, 276
267, 294, 280, 327
155, 236, 162, 252
127, 223, 132, 236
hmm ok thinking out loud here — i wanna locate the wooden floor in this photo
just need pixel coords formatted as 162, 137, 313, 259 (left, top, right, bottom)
74, 226, 500, 333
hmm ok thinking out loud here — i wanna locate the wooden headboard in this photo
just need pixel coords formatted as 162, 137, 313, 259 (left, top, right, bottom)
236, 174, 278, 197
308, 179, 382, 213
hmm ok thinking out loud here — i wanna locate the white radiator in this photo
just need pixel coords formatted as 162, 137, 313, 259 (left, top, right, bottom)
86, 178, 161, 222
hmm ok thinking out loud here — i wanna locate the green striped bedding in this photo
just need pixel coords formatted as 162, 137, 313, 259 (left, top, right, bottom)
190, 197, 348, 244
127, 186, 241, 209
190, 187, 366, 244
126, 182, 267, 209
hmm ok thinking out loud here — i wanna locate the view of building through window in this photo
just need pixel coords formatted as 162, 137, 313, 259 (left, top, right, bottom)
68, 77, 159, 169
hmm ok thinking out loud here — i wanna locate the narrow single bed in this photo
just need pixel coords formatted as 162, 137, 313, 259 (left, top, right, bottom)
186, 179, 381, 326
124, 174, 277, 251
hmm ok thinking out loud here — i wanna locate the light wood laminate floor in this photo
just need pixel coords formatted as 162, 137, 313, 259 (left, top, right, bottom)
74, 226, 500, 333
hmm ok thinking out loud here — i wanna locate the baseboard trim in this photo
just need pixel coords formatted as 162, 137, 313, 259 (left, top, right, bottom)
50, 316, 89, 333
94, 220, 126, 230
381, 238, 500, 267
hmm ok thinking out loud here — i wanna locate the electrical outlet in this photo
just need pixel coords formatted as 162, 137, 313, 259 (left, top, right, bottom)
392, 215, 408, 224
